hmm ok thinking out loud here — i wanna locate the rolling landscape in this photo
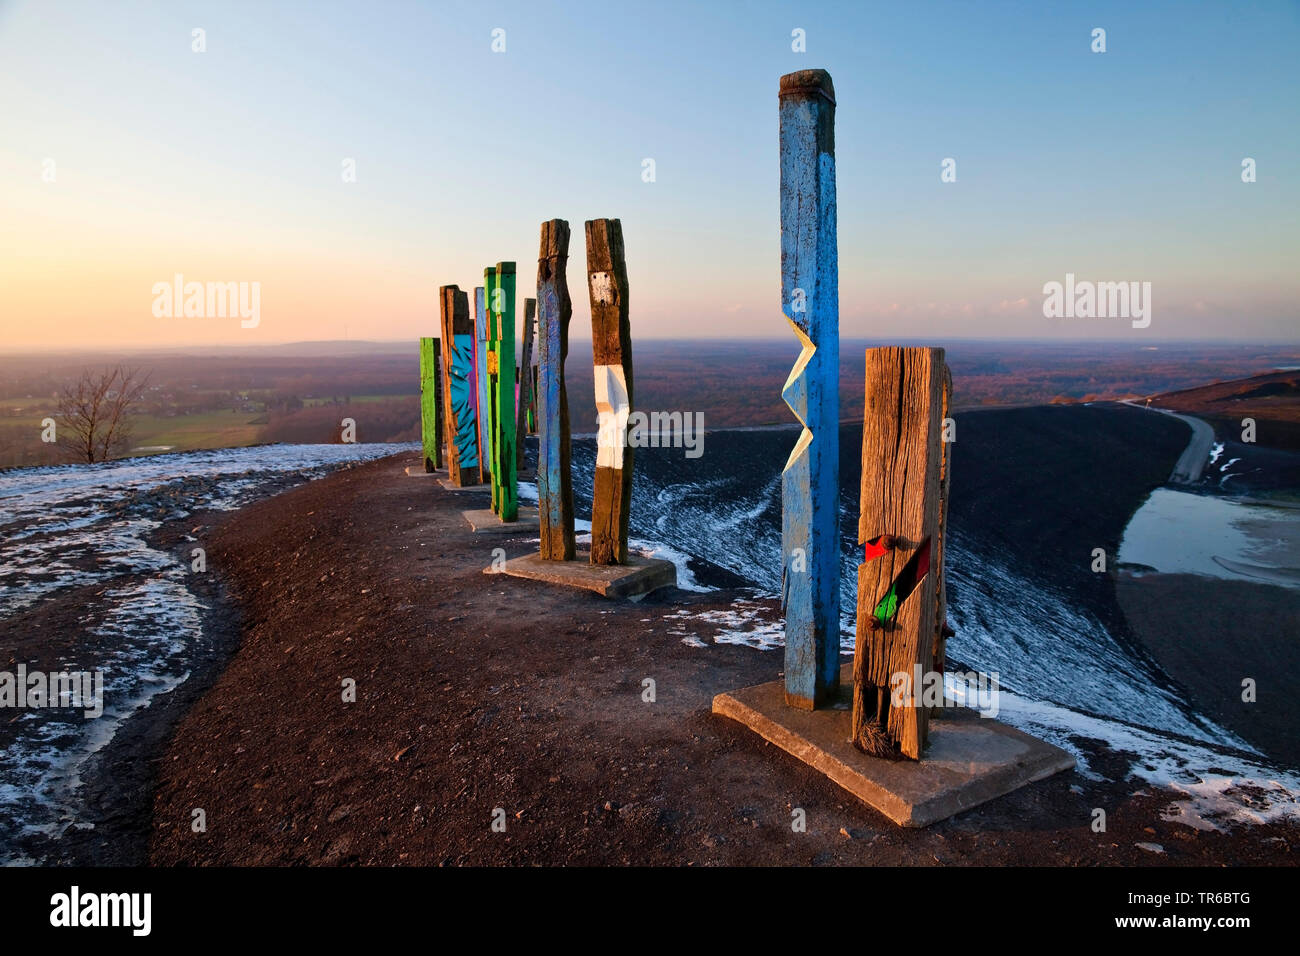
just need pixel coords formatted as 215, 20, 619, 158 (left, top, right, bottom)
4, 340, 1299, 469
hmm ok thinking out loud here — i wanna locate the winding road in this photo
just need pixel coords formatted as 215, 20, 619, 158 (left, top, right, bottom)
1121, 400, 1216, 485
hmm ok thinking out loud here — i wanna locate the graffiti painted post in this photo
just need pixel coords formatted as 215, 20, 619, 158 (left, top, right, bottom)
516, 297, 536, 469
439, 285, 481, 486
490, 262, 518, 521
586, 218, 633, 566
474, 285, 491, 484
419, 336, 442, 471
536, 219, 576, 561
852, 346, 947, 760
779, 69, 840, 710
484, 266, 499, 507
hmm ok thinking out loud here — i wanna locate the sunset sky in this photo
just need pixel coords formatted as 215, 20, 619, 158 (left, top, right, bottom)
1, 0, 1296, 350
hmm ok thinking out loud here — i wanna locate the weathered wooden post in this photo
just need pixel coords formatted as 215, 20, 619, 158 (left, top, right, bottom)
490, 262, 518, 521
439, 285, 481, 486
930, 366, 953, 720
516, 297, 536, 469
529, 366, 539, 434
852, 347, 948, 759
537, 219, 576, 561
419, 336, 442, 471
586, 219, 633, 566
779, 69, 840, 710
710, 70, 1074, 821
474, 285, 491, 483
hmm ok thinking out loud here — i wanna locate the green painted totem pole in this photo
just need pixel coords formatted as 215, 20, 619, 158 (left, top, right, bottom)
419, 336, 441, 471
487, 263, 518, 521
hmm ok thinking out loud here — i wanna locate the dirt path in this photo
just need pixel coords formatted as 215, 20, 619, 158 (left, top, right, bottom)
146, 451, 1298, 865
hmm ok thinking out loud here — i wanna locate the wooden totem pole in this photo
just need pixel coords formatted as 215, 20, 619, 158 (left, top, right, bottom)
525, 354, 539, 435
439, 285, 481, 486
483, 266, 498, 491
586, 218, 633, 566
779, 69, 840, 710
516, 297, 536, 469
537, 219, 576, 560
851, 347, 952, 759
931, 363, 954, 715
418, 336, 442, 471
474, 285, 490, 483
489, 262, 518, 521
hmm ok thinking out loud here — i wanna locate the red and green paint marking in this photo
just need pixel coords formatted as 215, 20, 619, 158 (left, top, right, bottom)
865, 536, 931, 628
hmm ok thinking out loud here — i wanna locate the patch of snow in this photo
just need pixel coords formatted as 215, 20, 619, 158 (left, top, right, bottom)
0, 442, 409, 862
662, 599, 784, 651
994, 690, 1300, 831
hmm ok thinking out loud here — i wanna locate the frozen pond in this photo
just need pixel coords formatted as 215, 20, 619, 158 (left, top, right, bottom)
1119, 488, 1300, 588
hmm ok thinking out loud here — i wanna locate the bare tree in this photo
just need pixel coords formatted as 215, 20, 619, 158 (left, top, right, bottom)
57, 365, 150, 463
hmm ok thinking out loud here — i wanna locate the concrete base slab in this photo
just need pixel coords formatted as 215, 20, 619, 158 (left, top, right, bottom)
462, 507, 539, 534
713, 667, 1075, 827
498, 550, 677, 599
438, 478, 489, 492
404, 465, 446, 478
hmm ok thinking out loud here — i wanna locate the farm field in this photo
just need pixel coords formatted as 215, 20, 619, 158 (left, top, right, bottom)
128, 411, 266, 453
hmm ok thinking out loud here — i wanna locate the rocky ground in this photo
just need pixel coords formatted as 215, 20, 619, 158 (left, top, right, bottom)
136, 451, 1297, 865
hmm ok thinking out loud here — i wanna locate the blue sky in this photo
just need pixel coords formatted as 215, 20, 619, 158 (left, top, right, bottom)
0, 0, 1296, 347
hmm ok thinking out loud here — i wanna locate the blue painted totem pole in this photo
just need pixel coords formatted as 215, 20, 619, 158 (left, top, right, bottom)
536, 219, 576, 560
779, 69, 840, 710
